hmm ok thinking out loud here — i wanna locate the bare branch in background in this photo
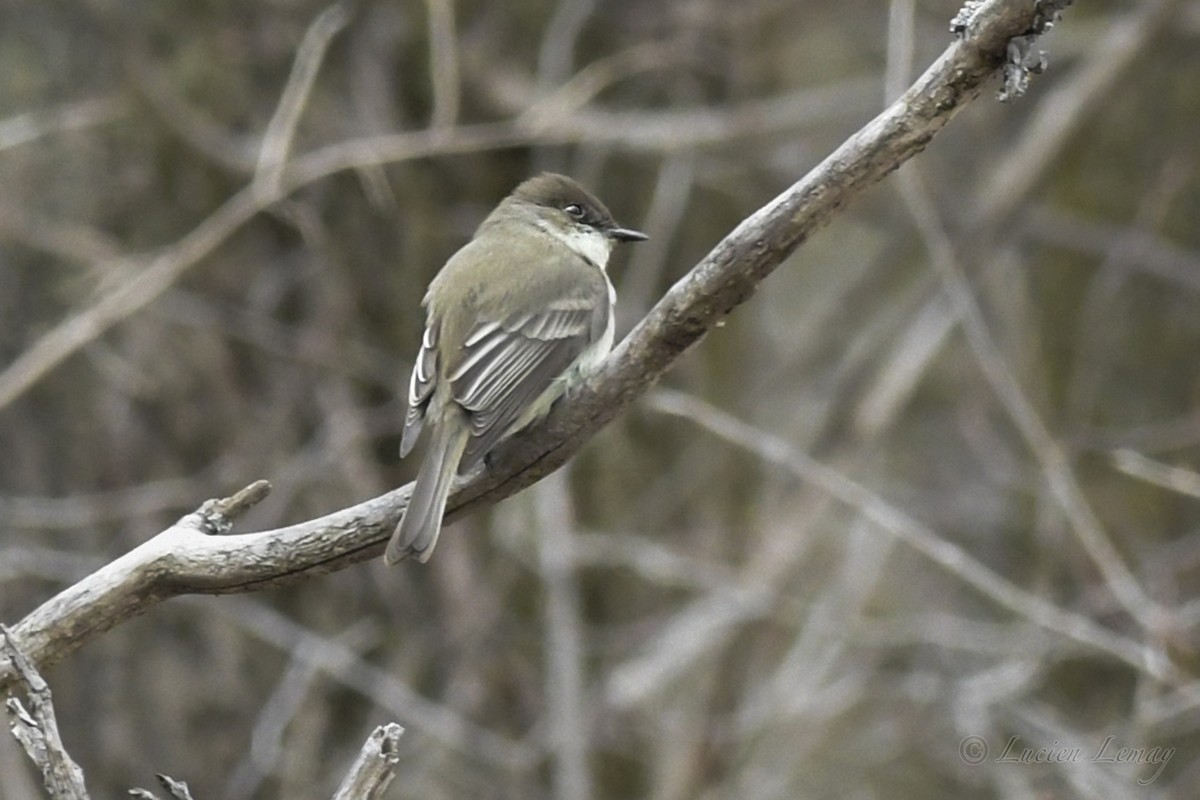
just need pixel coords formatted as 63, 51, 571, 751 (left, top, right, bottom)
226, 621, 381, 800
1111, 449, 1200, 500
643, 390, 1176, 683
423, 0, 461, 129
0, 97, 126, 153
255, 3, 353, 195
534, 471, 591, 800
200, 598, 534, 770
895, 167, 1169, 634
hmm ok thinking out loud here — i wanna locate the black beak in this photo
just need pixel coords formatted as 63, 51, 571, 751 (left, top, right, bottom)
609, 226, 649, 243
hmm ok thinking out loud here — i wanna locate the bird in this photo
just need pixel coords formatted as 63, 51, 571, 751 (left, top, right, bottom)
385, 173, 647, 564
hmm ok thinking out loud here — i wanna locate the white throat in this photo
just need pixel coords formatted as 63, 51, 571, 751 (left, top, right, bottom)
538, 221, 614, 270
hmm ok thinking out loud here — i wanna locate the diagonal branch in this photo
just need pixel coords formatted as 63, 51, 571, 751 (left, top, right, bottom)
2, 0, 1070, 686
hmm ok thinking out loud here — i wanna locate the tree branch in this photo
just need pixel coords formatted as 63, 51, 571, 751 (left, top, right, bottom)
2, 626, 90, 799
329, 724, 405, 800
2, 0, 1066, 688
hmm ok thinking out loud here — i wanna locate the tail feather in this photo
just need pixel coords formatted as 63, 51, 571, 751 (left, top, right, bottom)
385, 420, 469, 565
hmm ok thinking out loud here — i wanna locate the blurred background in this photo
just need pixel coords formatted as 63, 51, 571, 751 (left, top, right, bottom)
2, 0, 1200, 798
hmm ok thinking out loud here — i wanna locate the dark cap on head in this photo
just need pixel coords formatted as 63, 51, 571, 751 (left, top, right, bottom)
510, 172, 648, 242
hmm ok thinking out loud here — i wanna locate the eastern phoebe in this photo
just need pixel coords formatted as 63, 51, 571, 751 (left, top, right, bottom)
385, 173, 647, 564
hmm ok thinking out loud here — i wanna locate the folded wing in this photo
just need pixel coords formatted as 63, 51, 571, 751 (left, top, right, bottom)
451, 301, 602, 471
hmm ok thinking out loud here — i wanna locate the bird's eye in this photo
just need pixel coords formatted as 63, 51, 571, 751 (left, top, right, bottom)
564, 203, 585, 219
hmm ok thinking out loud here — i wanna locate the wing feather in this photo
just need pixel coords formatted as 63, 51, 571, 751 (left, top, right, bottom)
400, 322, 438, 457
452, 301, 603, 470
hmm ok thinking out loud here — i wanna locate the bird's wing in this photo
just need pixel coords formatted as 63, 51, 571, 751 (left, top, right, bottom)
451, 299, 606, 471
400, 322, 439, 458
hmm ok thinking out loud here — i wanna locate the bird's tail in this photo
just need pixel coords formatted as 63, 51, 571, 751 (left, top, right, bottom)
385, 419, 469, 565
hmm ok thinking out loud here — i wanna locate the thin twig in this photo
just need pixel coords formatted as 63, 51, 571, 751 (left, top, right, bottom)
330, 724, 404, 800
535, 471, 592, 800
0, 96, 125, 153
522, 40, 691, 127
536, 0, 597, 90
208, 480, 273, 522
258, 4, 350, 194
423, 0, 461, 129
255, 3, 352, 195
128, 774, 194, 800
885, 0, 917, 103
1111, 450, 1200, 500
1020, 204, 1200, 295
